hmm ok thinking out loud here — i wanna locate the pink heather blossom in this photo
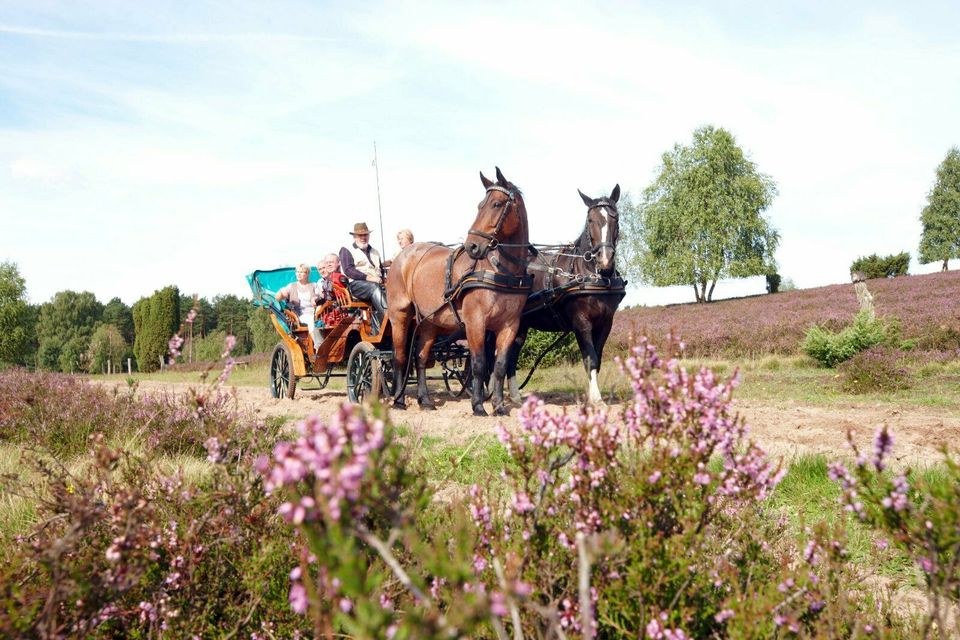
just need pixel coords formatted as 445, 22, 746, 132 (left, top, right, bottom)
289, 582, 308, 614
185, 308, 197, 324
714, 609, 734, 623
872, 426, 893, 471
168, 334, 184, 360
918, 556, 934, 574
511, 492, 535, 514
257, 405, 386, 523
430, 577, 446, 600
223, 335, 237, 357
489, 591, 508, 617
648, 470, 662, 484
339, 598, 353, 613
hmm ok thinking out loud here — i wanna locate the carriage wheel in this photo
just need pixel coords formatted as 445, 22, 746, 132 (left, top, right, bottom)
442, 354, 471, 398
270, 343, 297, 399
346, 342, 381, 404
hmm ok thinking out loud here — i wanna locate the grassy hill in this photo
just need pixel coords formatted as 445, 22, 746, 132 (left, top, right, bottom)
612, 269, 960, 358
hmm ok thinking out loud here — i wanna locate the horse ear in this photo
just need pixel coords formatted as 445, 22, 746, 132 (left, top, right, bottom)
578, 189, 594, 207
480, 171, 494, 189
610, 184, 621, 203
495, 166, 508, 186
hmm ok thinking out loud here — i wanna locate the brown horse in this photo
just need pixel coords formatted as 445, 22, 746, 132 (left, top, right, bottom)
506, 184, 625, 405
386, 168, 532, 416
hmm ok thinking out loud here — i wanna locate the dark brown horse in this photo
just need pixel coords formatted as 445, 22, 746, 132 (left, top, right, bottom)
506, 184, 625, 405
386, 168, 532, 416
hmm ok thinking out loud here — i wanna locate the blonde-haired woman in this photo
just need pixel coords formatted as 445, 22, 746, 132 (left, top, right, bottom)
276, 263, 322, 351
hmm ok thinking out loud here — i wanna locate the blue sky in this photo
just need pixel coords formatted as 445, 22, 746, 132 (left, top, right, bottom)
2, 1, 959, 306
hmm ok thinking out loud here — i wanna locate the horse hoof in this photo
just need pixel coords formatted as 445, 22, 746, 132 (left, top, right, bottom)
473, 406, 488, 417
393, 400, 407, 411
493, 406, 510, 417
419, 401, 436, 411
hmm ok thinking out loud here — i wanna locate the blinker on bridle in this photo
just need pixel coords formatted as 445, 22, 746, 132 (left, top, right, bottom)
466, 186, 518, 256
583, 200, 618, 265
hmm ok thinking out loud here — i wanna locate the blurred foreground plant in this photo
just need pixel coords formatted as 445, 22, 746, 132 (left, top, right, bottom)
831, 427, 960, 637
258, 337, 892, 638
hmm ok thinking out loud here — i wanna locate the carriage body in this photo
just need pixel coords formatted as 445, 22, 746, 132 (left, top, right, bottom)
246, 267, 392, 401
246, 267, 470, 402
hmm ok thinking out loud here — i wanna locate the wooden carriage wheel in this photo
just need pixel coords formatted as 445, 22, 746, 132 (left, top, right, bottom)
270, 343, 297, 399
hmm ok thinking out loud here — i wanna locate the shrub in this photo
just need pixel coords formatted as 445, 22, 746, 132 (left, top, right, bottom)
838, 348, 911, 393
192, 329, 230, 362
832, 427, 960, 633
0, 359, 303, 637
802, 310, 894, 367
516, 329, 580, 368
765, 272, 781, 293
850, 252, 910, 279
837, 347, 910, 393
132, 286, 180, 372
256, 338, 891, 638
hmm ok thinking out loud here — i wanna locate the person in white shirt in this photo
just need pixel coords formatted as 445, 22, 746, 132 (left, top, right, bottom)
276, 263, 323, 350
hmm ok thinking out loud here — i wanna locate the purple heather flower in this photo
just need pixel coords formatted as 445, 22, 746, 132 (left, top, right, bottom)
289, 582, 308, 614
873, 426, 893, 471
714, 609, 734, 623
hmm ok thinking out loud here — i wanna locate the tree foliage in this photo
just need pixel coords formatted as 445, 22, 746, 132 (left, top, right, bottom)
623, 125, 779, 302
132, 286, 180, 372
0, 261, 34, 366
88, 324, 128, 373
850, 252, 910, 279
213, 295, 252, 355
918, 146, 960, 271
248, 308, 278, 354
102, 297, 135, 344
37, 290, 103, 372
179, 293, 217, 337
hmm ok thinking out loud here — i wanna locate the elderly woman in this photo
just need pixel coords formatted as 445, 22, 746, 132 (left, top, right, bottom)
276, 263, 323, 350
397, 228, 414, 250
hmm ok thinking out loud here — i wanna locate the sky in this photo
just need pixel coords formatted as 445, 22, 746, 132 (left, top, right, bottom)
2, 0, 959, 307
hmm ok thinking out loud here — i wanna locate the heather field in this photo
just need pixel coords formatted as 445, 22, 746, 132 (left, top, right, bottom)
3, 344, 960, 637
612, 270, 960, 358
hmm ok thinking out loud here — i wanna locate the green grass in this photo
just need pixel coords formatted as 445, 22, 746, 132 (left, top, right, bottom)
410, 434, 513, 486
95, 362, 273, 388
525, 358, 960, 413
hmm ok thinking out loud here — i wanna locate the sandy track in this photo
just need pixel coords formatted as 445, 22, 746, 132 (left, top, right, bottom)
113, 380, 960, 468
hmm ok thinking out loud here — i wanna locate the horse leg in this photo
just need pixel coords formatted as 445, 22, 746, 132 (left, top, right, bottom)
391, 309, 412, 410
572, 318, 603, 407
490, 324, 520, 416
465, 323, 488, 417
506, 329, 527, 404
416, 328, 438, 410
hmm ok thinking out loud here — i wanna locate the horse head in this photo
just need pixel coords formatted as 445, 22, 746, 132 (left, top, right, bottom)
465, 167, 527, 261
578, 184, 620, 276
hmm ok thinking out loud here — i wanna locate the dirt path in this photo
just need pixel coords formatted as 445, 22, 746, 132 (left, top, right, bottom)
114, 380, 960, 467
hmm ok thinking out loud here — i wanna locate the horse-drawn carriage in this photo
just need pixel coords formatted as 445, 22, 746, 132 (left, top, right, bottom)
247, 168, 626, 414
245, 266, 473, 403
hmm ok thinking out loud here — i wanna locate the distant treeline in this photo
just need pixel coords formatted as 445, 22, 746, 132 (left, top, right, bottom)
0, 261, 273, 373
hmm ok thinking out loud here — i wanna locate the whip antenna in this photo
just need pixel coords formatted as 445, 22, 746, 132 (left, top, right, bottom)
372, 141, 386, 256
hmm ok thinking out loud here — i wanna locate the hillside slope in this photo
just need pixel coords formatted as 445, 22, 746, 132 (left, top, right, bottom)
612, 270, 960, 358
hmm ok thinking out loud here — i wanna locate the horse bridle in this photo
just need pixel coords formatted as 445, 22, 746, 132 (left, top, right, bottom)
465, 185, 518, 259
582, 199, 619, 265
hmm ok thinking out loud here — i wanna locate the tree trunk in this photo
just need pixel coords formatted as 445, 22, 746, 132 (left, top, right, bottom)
943, 258, 949, 272
692, 283, 702, 303
707, 279, 717, 302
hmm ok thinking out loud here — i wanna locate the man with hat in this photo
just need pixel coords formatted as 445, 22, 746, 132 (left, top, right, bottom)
339, 222, 387, 335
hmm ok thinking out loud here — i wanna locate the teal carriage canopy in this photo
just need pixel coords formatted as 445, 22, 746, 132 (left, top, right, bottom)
245, 266, 322, 335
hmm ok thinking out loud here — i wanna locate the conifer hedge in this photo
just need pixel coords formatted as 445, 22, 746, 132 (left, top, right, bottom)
132, 286, 180, 372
